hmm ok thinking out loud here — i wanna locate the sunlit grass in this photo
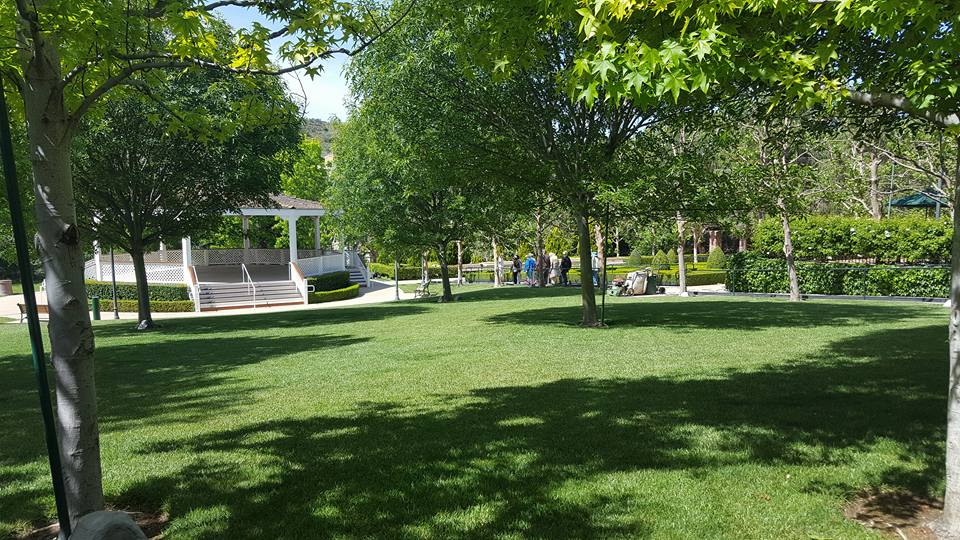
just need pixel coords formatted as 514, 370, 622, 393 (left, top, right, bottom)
0, 289, 947, 539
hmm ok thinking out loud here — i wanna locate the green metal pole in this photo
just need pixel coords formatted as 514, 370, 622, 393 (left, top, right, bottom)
0, 82, 72, 536
601, 204, 610, 326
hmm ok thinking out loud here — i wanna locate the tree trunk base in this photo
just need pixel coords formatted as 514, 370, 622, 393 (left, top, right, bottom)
136, 320, 155, 331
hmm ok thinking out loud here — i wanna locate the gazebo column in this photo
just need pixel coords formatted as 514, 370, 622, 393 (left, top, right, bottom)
242, 215, 251, 263
313, 216, 321, 253
288, 217, 299, 262
181, 236, 193, 276
93, 240, 102, 281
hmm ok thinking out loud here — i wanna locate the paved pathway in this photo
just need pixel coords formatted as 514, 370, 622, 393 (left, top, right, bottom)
0, 280, 414, 323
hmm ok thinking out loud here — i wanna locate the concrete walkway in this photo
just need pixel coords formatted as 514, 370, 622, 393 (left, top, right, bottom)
0, 280, 414, 323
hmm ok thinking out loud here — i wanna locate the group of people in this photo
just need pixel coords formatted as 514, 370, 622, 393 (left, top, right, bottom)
509, 252, 574, 287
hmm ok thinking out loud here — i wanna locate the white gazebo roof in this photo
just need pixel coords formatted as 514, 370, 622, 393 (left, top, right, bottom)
227, 194, 327, 219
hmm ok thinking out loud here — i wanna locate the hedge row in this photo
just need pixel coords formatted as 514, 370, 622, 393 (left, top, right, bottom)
96, 299, 195, 312
752, 215, 951, 263
310, 271, 351, 292
308, 283, 360, 304
85, 280, 190, 301
727, 252, 949, 298
369, 263, 424, 281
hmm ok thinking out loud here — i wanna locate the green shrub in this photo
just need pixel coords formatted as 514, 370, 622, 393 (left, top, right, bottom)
706, 248, 727, 269
666, 248, 677, 265
310, 271, 350, 292
627, 251, 650, 267
368, 263, 424, 281
308, 283, 360, 303
651, 250, 668, 270
726, 251, 949, 298
85, 280, 190, 301
98, 299, 195, 312
751, 215, 951, 263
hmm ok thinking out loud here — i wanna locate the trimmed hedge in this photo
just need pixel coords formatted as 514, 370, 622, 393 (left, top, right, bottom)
97, 299, 195, 312
707, 248, 727, 269
85, 280, 190, 301
308, 283, 360, 303
727, 251, 949, 298
310, 271, 350, 292
369, 263, 424, 281
752, 215, 951, 263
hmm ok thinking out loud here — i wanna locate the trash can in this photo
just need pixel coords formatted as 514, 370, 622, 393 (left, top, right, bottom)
91, 296, 101, 321
0, 279, 11, 296
646, 274, 659, 295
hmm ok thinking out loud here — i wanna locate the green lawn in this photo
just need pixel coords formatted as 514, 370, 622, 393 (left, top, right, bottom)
0, 288, 948, 539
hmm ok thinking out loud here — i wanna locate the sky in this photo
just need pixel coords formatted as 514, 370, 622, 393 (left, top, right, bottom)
220, 6, 351, 121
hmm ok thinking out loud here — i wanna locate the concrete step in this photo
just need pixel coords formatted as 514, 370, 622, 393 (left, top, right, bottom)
197, 280, 303, 310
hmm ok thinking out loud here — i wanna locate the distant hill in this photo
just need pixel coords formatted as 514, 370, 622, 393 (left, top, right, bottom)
303, 118, 339, 152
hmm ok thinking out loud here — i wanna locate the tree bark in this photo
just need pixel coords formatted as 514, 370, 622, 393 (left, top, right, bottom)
594, 222, 606, 272
778, 198, 801, 301
456, 240, 463, 286
868, 150, 882, 220
436, 243, 453, 302
576, 210, 599, 326
21, 38, 104, 525
129, 246, 154, 329
421, 251, 430, 285
739, 237, 748, 252
943, 136, 960, 534
491, 236, 502, 287
676, 212, 688, 295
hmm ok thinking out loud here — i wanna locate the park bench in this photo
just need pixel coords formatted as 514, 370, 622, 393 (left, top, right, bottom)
414, 281, 432, 299
18, 303, 49, 324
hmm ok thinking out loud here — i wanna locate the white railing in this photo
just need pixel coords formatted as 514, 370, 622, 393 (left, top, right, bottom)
290, 262, 310, 305
187, 266, 201, 312
240, 264, 257, 308
191, 248, 329, 266
346, 250, 370, 287
297, 254, 346, 277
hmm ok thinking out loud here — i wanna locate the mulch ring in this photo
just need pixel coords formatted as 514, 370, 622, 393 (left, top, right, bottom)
17, 508, 167, 540
845, 489, 943, 540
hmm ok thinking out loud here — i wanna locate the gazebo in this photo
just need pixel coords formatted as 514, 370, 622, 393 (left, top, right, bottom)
889, 189, 949, 216
85, 194, 369, 311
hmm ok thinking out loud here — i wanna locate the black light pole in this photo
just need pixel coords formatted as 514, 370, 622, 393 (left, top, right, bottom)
0, 80, 72, 538
110, 247, 119, 319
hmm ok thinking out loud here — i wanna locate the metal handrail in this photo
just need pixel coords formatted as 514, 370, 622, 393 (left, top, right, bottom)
240, 263, 257, 308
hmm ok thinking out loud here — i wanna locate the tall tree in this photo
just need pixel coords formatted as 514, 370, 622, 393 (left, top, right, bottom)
74, 73, 301, 329
563, 0, 960, 529
1, 0, 406, 525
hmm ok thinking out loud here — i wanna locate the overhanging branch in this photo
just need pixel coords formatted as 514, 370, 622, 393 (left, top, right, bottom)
848, 90, 960, 128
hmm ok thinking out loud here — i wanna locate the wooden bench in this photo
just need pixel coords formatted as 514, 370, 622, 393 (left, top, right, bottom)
414, 281, 432, 299
18, 303, 49, 324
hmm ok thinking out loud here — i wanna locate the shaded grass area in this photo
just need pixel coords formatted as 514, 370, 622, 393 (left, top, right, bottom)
0, 290, 948, 539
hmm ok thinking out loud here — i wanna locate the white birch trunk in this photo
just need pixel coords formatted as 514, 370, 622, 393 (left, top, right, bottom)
676, 212, 687, 295
21, 36, 104, 525
777, 199, 801, 302
942, 136, 960, 535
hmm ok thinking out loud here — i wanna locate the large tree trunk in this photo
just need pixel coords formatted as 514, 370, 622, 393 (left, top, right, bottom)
436, 243, 453, 302
22, 41, 104, 525
943, 136, 960, 534
868, 150, 882, 220
778, 198, 801, 301
676, 213, 688, 295
129, 246, 154, 329
421, 251, 430, 284
576, 210, 599, 326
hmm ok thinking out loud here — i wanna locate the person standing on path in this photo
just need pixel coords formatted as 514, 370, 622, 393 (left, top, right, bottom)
523, 254, 536, 286
511, 255, 521, 285
560, 252, 572, 286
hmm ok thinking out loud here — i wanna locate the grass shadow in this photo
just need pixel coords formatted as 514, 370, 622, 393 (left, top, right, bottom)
484, 297, 943, 330
114, 324, 946, 538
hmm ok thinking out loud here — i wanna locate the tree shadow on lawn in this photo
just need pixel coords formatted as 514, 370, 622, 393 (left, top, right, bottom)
116, 324, 946, 539
91, 303, 430, 339
0, 333, 370, 533
483, 297, 943, 330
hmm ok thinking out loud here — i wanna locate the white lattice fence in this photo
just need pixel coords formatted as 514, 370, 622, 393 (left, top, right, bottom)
84, 259, 185, 284
297, 255, 346, 277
